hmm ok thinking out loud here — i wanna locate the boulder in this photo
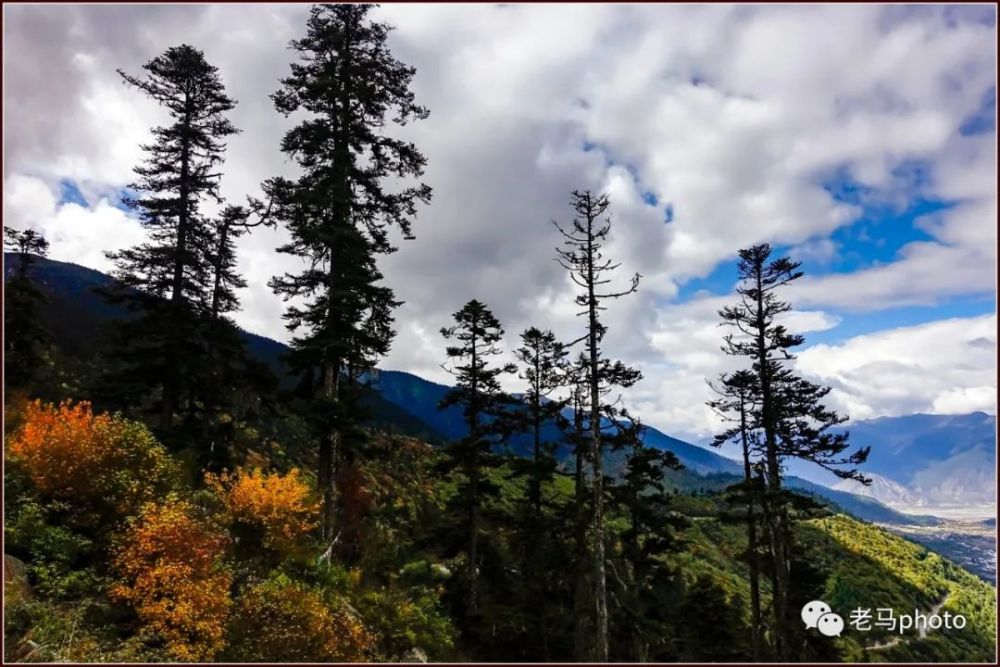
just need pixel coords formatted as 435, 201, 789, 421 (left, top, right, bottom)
4, 554, 32, 602
400, 647, 428, 663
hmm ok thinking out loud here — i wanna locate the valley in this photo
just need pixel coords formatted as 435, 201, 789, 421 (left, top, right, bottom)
881, 518, 998, 584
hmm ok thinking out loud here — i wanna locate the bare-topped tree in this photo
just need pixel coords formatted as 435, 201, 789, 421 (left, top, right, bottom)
554, 189, 641, 662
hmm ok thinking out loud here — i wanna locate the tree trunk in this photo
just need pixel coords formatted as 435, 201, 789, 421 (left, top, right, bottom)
755, 268, 789, 660
320, 356, 340, 542
468, 320, 480, 616
740, 402, 762, 661
572, 388, 590, 661
161, 99, 192, 432
585, 204, 609, 662
531, 378, 542, 526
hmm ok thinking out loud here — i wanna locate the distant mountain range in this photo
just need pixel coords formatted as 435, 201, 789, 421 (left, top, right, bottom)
834, 473, 919, 506
819, 412, 997, 511
7, 254, 992, 526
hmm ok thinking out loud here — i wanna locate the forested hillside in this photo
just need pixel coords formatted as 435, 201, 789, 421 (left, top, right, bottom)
5, 401, 995, 662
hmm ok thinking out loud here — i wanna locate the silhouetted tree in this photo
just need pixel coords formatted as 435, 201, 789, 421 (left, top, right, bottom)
194, 203, 277, 473
439, 299, 516, 619
514, 327, 569, 518
607, 413, 685, 661
554, 189, 641, 661
4, 227, 51, 386
104, 44, 238, 435
708, 369, 765, 660
717, 243, 869, 658
263, 4, 431, 540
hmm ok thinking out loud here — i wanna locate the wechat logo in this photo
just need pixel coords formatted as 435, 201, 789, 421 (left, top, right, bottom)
802, 600, 845, 637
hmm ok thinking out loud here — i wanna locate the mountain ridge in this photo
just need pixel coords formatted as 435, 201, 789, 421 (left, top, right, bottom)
6, 253, 975, 529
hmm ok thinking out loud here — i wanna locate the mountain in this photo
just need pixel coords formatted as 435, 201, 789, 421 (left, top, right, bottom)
5, 253, 448, 445
369, 369, 743, 476
786, 476, 939, 526
682, 511, 995, 662
846, 412, 996, 505
833, 473, 919, 506
2, 254, 959, 528
785, 411, 996, 510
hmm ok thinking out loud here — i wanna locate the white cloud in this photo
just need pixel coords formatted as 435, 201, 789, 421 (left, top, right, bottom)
3, 175, 145, 271
797, 315, 998, 420
2, 4, 995, 437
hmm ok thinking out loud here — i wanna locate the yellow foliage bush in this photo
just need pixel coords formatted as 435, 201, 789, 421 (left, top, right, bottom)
110, 497, 231, 662
7, 400, 177, 518
226, 576, 373, 662
206, 467, 318, 555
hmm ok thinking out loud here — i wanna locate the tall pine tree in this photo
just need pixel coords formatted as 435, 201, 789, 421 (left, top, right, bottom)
104, 44, 238, 436
717, 243, 869, 658
264, 4, 431, 541
554, 189, 641, 661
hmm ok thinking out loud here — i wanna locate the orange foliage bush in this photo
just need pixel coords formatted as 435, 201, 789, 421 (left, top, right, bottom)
7, 400, 176, 517
110, 497, 231, 661
206, 468, 318, 555
226, 576, 373, 662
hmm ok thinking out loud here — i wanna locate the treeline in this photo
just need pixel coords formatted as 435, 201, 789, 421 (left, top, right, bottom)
5, 3, 872, 663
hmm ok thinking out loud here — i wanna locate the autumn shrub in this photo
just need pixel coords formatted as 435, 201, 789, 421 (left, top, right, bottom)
206, 467, 318, 559
6, 400, 178, 521
224, 575, 373, 662
109, 497, 231, 661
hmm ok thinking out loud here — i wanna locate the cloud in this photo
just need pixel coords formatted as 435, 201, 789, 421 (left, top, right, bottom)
3, 175, 145, 271
797, 315, 997, 420
2, 4, 995, 437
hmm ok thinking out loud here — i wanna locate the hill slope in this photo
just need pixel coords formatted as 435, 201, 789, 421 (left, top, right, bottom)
4, 254, 958, 529
5, 253, 448, 445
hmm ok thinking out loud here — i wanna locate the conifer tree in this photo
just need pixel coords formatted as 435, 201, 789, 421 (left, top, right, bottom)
4, 227, 51, 386
554, 189, 641, 661
439, 299, 516, 619
513, 327, 568, 517
565, 352, 593, 658
104, 44, 238, 433
607, 414, 684, 661
708, 369, 765, 660
509, 327, 569, 657
717, 243, 869, 658
194, 204, 277, 472
264, 4, 431, 541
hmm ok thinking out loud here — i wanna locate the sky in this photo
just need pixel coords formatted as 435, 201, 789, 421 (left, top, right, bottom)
3, 3, 997, 445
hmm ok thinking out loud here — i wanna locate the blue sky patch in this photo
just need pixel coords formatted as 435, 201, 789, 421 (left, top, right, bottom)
58, 179, 89, 207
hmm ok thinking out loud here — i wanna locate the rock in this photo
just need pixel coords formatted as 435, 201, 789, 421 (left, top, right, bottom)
4, 554, 32, 602
400, 647, 428, 663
